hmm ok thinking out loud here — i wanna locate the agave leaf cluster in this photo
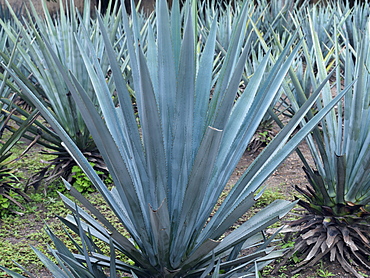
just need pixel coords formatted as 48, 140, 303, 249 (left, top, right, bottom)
337, 0, 370, 50
0, 0, 351, 277
253, 0, 303, 38
0, 107, 36, 214
0, 102, 36, 214
197, 1, 304, 153
0, 13, 41, 213
275, 12, 370, 278
0, 0, 125, 187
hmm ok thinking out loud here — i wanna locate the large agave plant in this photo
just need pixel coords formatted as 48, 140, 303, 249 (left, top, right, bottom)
0, 0, 350, 276
275, 15, 370, 278
0, 0, 125, 188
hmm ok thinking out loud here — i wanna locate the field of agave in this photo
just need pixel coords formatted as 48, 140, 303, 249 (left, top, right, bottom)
0, 0, 370, 277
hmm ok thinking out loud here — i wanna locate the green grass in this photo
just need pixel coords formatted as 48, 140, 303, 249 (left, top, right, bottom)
0, 137, 122, 275
0, 185, 131, 276
255, 187, 286, 208
0, 189, 70, 275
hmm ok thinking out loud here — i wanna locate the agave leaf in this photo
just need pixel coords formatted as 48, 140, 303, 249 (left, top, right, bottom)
154, 0, 177, 159
201, 64, 343, 245
213, 200, 295, 255
211, 259, 221, 278
336, 154, 346, 205
203, 191, 257, 242
44, 225, 76, 262
0, 99, 62, 148
109, 238, 117, 278
72, 30, 118, 133
197, 41, 300, 241
190, 247, 280, 277
211, 40, 249, 130
345, 43, 368, 164
219, 52, 270, 152
149, 198, 171, 268
62, 72, 149, 236
344, 43, 370, 202
298, 17, 370, 207
227, 234, 254, 261
0, 267, 27, 278
73, 208, 95, 274
180, 239, 220, 275
60, 183, 137, 248
95, 15, 146, 179
170, 0, 181, 69
58, 190, 145, 264
169, 9, 196, 225
48, 247, 81, 278
30, 246, 73, 277
72, 252, 148, 275
221, 37, 300, 160
222, 249, 285, 277
0, 0, 123, 185
136, 43, 167, 209
193, 17, 218, 150
59, 214, 111, 249
283, 25, 329, 176
69, 67, 154, 241
199, 253, 216, 278
59, 196, 111, 238
4, 59, 150, 267
53, 252, 96, 278
146, 23, 158, 92
0, 109, 39, 156
207, 1, 249, 128
172, 126, 223, 262
0, 30, 19, 102
56, 219, 95, 259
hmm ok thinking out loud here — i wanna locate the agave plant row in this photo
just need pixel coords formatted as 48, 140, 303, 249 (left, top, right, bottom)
0, 0, 369, 277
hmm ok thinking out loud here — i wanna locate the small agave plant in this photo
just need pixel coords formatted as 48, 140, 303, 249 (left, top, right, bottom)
0, 23, 40, 214
0, 0, 350, 277
275, 16, 370, 278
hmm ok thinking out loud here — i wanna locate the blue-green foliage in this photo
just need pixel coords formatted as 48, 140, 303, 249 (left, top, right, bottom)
0, 0, 351, 277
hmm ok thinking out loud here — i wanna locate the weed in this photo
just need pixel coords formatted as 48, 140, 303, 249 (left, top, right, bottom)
255, 188, 286, 208
317, 262, 335, 277
258, 130, 273, 144
280, 241, 295, 248
71, 164, 97, 193
317, 269, 335, 277
259, 264, 274, 276
0, 194, 10, 210
281, 274, 300, 278
292, 253, 303, 264
0, 186, 25, 217
71, 163, 113, 193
